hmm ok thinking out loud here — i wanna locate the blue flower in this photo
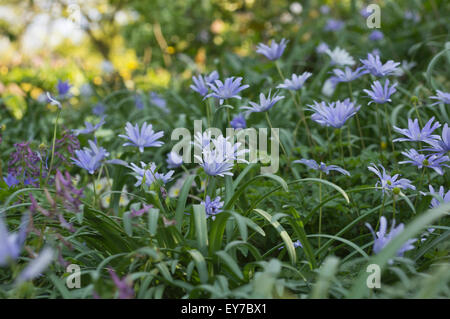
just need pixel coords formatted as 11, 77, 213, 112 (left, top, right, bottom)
364, 79, 397, 104
92, 103, 106, 116
331, 67, 367, 83
427, 185, 450, 209
71, 140, 109, 174
279, 239, 303, 250
149, 92, 169, 113
316, 42, 329, 54
399, 149, 450, 175
119, 122, 164, 153
306, 98, 361, 128
360, 53, 400, 77
166, 151, 183, 169
241, 91, 285, 113
277, 72, 312, 90
393, 117, 441, 144
368, 163, 415, 194
201, 196, 224, 220
369, 30, 384, 41
205, 71, 219, 84
190, 75, 209, 97
365, 216, 417, 258
73, 116, 106, 136
430, 90, 450, 106
360, 6, 372, 18
324, 19, 344, 32
256, 38, 288, 61
16, 247, 54, 283
56, 80, 71, 96
230, 113, 246, 130
135, 94, 144, 110
423, 123, 450, 154
205, 77, 249, 105
3, 173, 20, 188
293, 159, 350, 176
129, 162, 174, 187
0, 213, 29, 266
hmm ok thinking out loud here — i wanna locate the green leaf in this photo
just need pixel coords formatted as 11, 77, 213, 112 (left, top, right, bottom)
175, 175, 196, 231
215, 250, 244, 280
193, 204, 208, 253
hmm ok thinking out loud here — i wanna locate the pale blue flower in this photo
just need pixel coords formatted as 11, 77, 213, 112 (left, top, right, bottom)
92, 103, 106, 116
205, 71, 219, 84
56, 80, 71, 96
365, 216, 417, 257
166, 151, 183, 169
256, 38, 288, 61
316, 42, 329, 54
241, 91, 285, 113
277, 72, 312, 90
149, 92, 169, 113
205, 77, 249, 105
3, 173, 20, 188
73, 116, 106, 136
430, 90, 450, 106
16, 247, 54, 283
393, 117, 441, 144
230, 113, 246, 129
331, 67, 367, 83
119, 122, 164, 153
399, 149, 450, 175
326, 47, 355, 66
427, 185, 450, 209
0, 213, 29, 266
423, 123, 450, 154
369, 30, 384, 41
129, 162, 174, 187
368, 163, 415, 194
360, 53, 400, 77
293, 159, 350, 176
71, 140, 109, 174
190, 75, 209, 97
201, 195, 224, 220
306, 98, 360, 128
324, 19, 344, 32
364, 79, 397, 104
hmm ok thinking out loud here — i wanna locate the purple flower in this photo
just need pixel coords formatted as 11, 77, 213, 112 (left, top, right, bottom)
369, 30, 384, 41
166, 151, 183, 169
230, 113, 246, 130
16, 247, 54, 283
306, 98, 361, 128
3, 173, 20, 188
108, 267, 134, 299
279, 239, 303, 250
393, 117, 441, 144
293, 159, 350, 176
119, 122, 164, 153
277, 72, 312, 90
427, 185, 450, 209
190, 75, 209, 97
316, 42, 329, 54
56, 80, 71, 96
149, 92, 168, 113
241, 91, 284, 113
73, 117, 106, 136
55, 170, 84, 213
365, 216, 417, 257
201, 195, 224, 220
71, 140, 109, 174
399, 149, 450, 175
430, 90, 450, 106
256, 38, 288, 61
368, 163, 415, 194
360, 7, 372, 18
324, 19, 344, 32
364, 79, 397, 104
205, 71, 219, 84
130, 204, 152, 217
205, 77, 249, 105
0, 213, 29, 266
423, 123, 450, 154
129, 162, 174, 187
360, 53, 400, 77
331, 67, 367, 83
92, 103, 106, 116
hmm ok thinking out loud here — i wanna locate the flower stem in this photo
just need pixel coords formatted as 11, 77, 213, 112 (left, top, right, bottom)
318, 171, 323, 249
348, 82, 365, 149
45, 108, 61, 185
337, 128, 345, 168
265, 111, 289, 160
383, 103, 395, 154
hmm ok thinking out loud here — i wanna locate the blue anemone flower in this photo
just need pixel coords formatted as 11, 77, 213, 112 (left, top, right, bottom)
71, 140, 109, 174
277, 72, 312, 90
201, 195, 224, 220
423, 123, 450, 154
56, 80, 71, 96
0, 213, 29, 266
306, 98, 360, 128
430, 90, 450, 106
73, 117, 106, 136
399, 149, 450, 175
331, 67, 367, 83
393, 117, 441, 144
129, 162, 174, 187
230, 113, 246, 130
256, 38, 288, 61
360, 53, 400, 77
241, 91, 285, 113
293, 159, 350, 176
119, 122, 164, 153
205, 77, 249, 105
368, 163, 415, 194
427, 185, 450, 209
364, 79, 397, 104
